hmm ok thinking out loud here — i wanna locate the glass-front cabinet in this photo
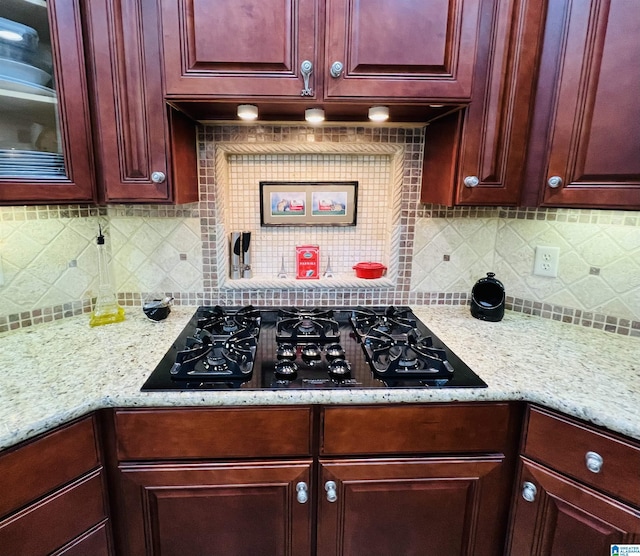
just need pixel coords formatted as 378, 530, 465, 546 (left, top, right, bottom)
0, 0, 95, 203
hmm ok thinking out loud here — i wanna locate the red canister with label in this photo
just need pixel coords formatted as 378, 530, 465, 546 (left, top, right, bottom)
296, 245, 320, 279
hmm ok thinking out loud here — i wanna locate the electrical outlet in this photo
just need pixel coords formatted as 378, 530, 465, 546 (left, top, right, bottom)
533, 246, 560, 277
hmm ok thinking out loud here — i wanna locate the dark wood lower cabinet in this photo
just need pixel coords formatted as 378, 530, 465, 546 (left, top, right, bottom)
0, 415, 112, 556
507, 458, 640, 554
53, 521, 112, 556
105, 404, 521, 555
317, 456, 509, 556
114, 461, 313, 556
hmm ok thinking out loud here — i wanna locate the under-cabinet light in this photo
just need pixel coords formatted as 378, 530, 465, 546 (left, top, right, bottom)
305, 108, 325, 124
368, 106, 389, 122
237, 104, 258, 121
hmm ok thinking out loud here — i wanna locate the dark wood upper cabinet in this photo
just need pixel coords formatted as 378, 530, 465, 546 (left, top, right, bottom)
160, 0, 319, 98
159, 0, 485, 104
85, 0, 198, 203
522, 0, 640, 209
0, 0, 96, 204
421, 0, 546, 206
324, 0, 482, 102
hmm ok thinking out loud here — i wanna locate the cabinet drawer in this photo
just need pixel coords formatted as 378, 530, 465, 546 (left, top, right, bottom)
114, 407, 313, 460
0, 470, 107, 556
321, 403, 514, 455
53, 521, 111, 556
0, 416, 100, 519
523, 406, 640, 507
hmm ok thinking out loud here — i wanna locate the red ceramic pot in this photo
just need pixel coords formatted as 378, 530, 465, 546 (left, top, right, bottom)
353, 262, 387, 279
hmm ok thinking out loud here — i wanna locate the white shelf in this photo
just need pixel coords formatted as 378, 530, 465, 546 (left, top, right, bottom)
221, 276, 395, 290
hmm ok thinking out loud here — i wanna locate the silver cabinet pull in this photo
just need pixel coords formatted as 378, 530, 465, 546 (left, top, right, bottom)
547, 175, 563, 188
151, 171, 166, 184
325, 480, 337, 502
522, 481, 537, 502
463, 175, 480, 188
585, 451, 604, 473
330, 61, 344, 78
300, 60, 313, 96
296, 481, 309, 504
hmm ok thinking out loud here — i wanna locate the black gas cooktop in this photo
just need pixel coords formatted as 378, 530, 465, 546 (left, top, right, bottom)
141, 306, 487, 391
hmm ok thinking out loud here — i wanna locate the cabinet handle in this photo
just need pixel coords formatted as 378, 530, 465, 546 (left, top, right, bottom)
300, 60, 313, 96
585, 451, 604, 473
547, 175, 563, 188
521, 481, 537, 502
330, 61, 344, 78
296, 481, 309, 504
151, 171, 166, 184
325, 480, 338, 502
463, 175, 480, 188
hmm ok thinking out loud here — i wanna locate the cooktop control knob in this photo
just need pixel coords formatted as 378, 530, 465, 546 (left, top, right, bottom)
328, 359, 351, 380
274, 361, 298, 379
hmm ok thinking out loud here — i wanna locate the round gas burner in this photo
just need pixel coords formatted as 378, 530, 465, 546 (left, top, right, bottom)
204, 353, 229, 373
297, 318, 317, 334
219, 318, 238, 333
301, 343, 321, 359
325, 343, 345, 360
277, 343, 296, 360
274, 361, 298, 379
328, 359, 351, 380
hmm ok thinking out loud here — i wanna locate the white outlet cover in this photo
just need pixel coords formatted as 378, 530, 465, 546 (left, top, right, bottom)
533, 246, 560, 277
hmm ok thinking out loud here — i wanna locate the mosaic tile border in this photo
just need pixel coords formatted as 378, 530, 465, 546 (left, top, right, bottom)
417, 204, 640, 226
1, 291, 638, 338
0, 203, 199, 221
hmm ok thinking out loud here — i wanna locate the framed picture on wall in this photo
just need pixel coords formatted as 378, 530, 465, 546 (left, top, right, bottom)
259, 181, 358, 226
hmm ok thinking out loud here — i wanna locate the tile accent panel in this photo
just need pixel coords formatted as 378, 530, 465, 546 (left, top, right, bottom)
0, 125, 639, 339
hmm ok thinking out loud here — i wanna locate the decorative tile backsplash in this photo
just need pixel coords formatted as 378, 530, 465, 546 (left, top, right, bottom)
0, 124, 638, 338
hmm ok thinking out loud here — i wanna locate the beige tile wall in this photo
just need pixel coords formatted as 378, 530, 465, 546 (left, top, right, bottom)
0, 124, 638, 338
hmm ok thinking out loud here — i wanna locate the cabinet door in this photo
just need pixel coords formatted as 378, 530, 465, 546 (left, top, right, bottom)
317, 456, 510, 556
324, 0, 482, 101
454, 0, 545, 205
113, 461, 313, 556
0, 0, 95, 203
422, 0, 545, 205
160, 0, 319, 99
507, 459, 640, 554
523, 0, 640, 209
85, 0, 197, 203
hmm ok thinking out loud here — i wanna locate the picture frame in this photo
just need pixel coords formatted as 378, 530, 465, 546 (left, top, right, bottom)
259, 181, 358, 226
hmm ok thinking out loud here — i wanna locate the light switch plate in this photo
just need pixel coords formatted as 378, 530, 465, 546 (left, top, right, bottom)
533, 246, 560, 277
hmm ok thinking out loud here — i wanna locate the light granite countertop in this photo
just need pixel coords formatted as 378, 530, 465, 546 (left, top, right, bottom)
1, 305, 638, 450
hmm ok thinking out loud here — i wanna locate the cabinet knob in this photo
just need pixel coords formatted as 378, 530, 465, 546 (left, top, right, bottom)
300, 60, 313, 96
330, 61, 344, 78
585, 451, 604, 473
521, 481, 537, 502
325, 480, 338, 502
151, 171, 166, 184
463, 175, 480, 188
296, 481, 309, 504
547, 175, 563, 188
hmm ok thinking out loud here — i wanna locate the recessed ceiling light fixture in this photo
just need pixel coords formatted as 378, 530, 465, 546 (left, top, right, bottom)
305, 108, 325, 124
237, 104, 258, 121
368, 106, 389, 122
